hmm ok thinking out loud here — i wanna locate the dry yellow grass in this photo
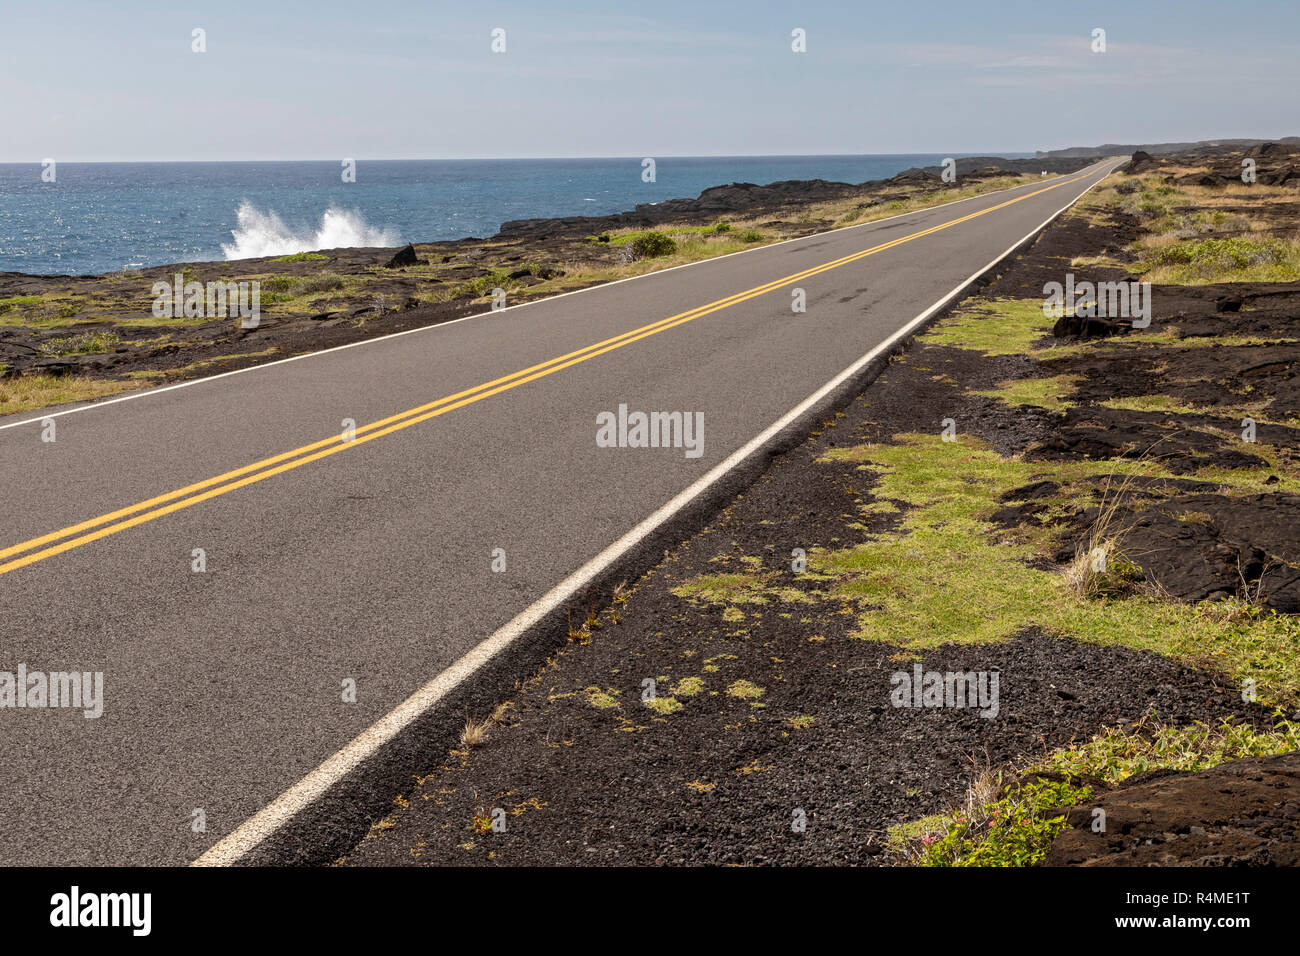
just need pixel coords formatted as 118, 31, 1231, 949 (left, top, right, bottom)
459, 716, 494, 749
0, 372, 141, 416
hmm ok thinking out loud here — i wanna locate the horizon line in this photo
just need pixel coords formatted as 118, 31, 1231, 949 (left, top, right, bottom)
0, 150, 1044, 165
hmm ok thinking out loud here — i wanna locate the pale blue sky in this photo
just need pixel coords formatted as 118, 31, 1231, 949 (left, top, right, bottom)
3, 0, 1297, 161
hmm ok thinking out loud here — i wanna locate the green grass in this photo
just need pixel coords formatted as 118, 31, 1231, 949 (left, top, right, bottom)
812, 435, 1300, 703
585, 687, 620, 710
271, 252, 328, 263
918, 298, 1057, 356
644, 696, 683, 715
1139, 236, 1300, 283
669, 432, 1300, 703
672, 572, 812, 606
974, 374, 1080, 410
0, 294, 46, 313
0, 372, 140, 415
39, 330, 120, 356
890, 776, 1091, 867
725, 680, 765, 700
450, 267, 516, 299
672, 677, 705, 697
888, 717, 1299, 866
1098, 394, 1198, 415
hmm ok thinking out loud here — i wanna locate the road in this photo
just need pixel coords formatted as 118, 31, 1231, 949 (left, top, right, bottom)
0, 159, 1121, 865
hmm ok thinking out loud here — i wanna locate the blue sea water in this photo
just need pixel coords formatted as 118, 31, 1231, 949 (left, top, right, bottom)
0, 155, 1028, 276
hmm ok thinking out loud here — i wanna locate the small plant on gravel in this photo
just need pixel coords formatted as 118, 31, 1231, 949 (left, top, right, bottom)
736, 228, 765, 243
585, 687, 619, 709
459, 716, 493, 749
672, 677, 705, 697
567, 608, 593, 644
725, 679, 765, 699
644, 696, 682, 715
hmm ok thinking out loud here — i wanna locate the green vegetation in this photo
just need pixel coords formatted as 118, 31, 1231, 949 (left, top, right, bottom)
890, 776, 1090, 867
585, 687, 620, 710
452, 267, 515, 299
0, 372, 140, 415
674, 430, 1300, 704
888, 718, 1299, 866
672, 677, 705, 697
918, 298, 1055, 356
629, 231, 678, 259
644, 696, 683, 715
672, 571, 811, 606
0, 294, 45, 314
974, 374, 1080, 410
271, 252, 328, 262
1139, 236, 1300, 283
725, 679, 765, 700
39, 330, 120, 356
814, 435, 1300, 703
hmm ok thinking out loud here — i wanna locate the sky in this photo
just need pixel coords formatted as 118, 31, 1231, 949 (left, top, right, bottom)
2, 0, 1297, 162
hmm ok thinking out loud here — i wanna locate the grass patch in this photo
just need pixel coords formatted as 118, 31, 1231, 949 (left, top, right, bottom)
644, 696, 683, 715
975, 374, 1080, 410
0, 373, 140, 415
814, 434, 1300, 704
889, 775, 1089, 867
39, 330, 120, 356
0, 294, 45, 314
585, 687, 620, 710
672, 677, 705, 697
888, 717, 1299, 866
1098, 394, 1199, 415
918, 298, 1056, 356
673, 571, 812, 606
271, 252, 328, 262
1138, 236, 1300, 284
725, 679, 765, 700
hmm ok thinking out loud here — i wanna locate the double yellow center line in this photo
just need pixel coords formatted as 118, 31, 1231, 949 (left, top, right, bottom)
0, 171, 1090, 577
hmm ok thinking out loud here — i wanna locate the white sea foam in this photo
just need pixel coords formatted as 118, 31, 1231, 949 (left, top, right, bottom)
221, 202, 400, 259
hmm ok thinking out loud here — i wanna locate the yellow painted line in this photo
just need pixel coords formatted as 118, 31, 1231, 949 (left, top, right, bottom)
0, 171, 1091, 576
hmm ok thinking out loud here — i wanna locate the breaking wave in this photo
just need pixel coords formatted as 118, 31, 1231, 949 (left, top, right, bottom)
221, 202, 401, 259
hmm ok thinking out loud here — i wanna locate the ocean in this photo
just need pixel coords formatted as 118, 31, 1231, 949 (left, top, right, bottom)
0, 155, 1029, 276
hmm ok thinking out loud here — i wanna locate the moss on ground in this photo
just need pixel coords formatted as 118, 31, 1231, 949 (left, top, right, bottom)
674, 432, 1300, 705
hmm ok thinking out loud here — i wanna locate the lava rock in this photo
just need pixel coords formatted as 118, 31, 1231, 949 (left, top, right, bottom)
383, 244, 419, 268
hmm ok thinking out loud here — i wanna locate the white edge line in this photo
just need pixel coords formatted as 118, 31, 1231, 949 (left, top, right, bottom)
192, 159, 1120, 867
0, 160, 1113, 433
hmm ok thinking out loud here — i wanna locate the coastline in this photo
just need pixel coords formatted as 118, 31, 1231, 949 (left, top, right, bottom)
0, 156, 1093, 414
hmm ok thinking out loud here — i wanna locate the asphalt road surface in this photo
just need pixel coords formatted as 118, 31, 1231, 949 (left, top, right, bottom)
0, 159, 1121, 864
